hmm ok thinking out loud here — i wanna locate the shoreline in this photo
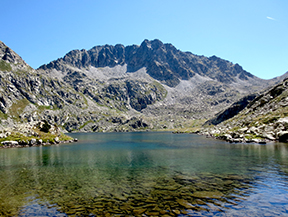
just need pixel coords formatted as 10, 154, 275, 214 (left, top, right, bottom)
0, 138, 78, 149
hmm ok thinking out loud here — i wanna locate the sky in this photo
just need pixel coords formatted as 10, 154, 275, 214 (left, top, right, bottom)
1, 0, 287, 79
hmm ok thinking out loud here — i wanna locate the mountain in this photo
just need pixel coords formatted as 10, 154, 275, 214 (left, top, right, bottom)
39, 39, 258, 87
0, 39, 286, 133
199, 77, 288, 143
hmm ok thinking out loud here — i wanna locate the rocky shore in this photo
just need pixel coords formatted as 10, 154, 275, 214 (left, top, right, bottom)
198, 117, 288, 144
0, 120, 76, 148
196, 78, 288, 144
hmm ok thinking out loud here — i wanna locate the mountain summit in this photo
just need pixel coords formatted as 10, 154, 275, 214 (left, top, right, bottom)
0, 39, 286, 133
40, 39, 256, 87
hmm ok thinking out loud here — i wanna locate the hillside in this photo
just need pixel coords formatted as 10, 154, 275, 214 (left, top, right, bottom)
0, 39, 286, 134
198, 78, 288, 143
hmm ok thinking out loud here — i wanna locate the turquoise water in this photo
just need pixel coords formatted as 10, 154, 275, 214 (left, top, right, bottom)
0, 132, 288, 216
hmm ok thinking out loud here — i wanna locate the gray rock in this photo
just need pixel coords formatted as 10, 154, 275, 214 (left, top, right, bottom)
1, 140, 18, 146
262, 132, 276, 140
29, 138, 37, 145
278, 131, 288, 143
54, 137, 60, 143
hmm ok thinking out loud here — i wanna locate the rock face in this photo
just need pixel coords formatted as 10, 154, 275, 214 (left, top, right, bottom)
199, 78, 288, 143
204, 94, 258, 126
0, 39, 286, 133
40, 39, 259, 88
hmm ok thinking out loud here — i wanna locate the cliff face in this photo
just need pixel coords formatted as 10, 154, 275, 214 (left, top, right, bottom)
200, 78, 288, 143
0, 39, 286, 133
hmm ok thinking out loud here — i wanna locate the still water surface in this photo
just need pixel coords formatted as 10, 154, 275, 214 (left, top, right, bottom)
0, 132, 288, 216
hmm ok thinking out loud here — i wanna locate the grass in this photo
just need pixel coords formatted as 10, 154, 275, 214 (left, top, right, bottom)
79, 121, 94, 130
9, 99, 30, 121
0, 123, 73, 145
171, 119, 207, 133
0, 60, 12, 72
0, 111, 8, 121
0, 130, 73, 144
0, 132, 30, 143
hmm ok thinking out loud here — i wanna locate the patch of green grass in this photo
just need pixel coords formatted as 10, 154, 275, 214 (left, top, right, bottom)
244, 134, 264, 140
0, 111, 8, 120
262, 116, 280, 124
37, 105, 52, 111
79, 121, 93, 130
0, 132, 30, 143
0, 60, 12, 72
9, 99, 30, 121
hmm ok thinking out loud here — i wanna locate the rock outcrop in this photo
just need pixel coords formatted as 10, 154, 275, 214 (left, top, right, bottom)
40, 39, 262, 88
199, 78, 288, 143
0, 120, 74, 148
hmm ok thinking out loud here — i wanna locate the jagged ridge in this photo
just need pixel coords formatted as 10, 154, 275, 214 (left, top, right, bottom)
39, 39, 255, 87
0, 39, 287, 134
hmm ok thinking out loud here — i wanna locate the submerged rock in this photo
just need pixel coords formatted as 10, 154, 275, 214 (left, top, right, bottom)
192, 191, 224, 199
176, 199, 194, 209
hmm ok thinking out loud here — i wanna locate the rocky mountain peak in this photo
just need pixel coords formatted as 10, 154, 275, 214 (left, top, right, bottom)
0, 40, 287, 134
141, 39, 164, 50
39, 39, 261, 87
0, 41, 28, 66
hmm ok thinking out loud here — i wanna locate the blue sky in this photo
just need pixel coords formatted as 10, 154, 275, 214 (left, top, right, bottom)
1, 0, 287, 79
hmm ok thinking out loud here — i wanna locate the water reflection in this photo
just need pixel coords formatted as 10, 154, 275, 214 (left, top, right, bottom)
0, 132, 287, 216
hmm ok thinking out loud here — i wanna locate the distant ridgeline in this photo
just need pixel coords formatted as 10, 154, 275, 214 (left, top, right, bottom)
0, 39, 287, 138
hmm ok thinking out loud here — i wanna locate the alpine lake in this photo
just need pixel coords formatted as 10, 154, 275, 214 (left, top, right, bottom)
0, 132, 288, 216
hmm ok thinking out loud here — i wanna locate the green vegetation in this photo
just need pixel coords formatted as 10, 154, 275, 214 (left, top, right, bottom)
0, 111, 8, 120
9, 98, 30, 121
0, 132, 30, 144
0, 60, 12, 72
262, 115, 280, 124
79, 121, 94, 130
172, 119, 206, 133
0, 129, 72, 144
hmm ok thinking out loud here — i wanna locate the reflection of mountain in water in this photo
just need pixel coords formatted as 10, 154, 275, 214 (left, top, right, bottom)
1, 133, 288, 216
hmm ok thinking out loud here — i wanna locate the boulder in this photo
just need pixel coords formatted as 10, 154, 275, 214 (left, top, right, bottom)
278, 131, 288, 143
219, 134, 232, 141
54, 137, 60, 143
1, 140, 18, 146
262, 132, 276, 141
277, 117, 288, 129
29, 138, 37, 145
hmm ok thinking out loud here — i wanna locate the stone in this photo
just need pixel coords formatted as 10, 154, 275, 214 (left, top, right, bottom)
29, 138, 37, 145
1, 140, 18, 146
54, 137, 60, 143
172, 210, 181, 215
133, 208, 146, 215
176, 199, 194, 209
192, 191, 224, 199
262, 132, 275, 140
278, 131, 288, 143
145, 211, 160, 216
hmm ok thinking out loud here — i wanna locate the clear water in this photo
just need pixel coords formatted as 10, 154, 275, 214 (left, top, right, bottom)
0, 132, 288, 216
